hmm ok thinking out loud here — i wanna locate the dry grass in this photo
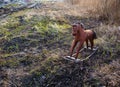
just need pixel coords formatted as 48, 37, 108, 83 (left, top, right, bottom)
64, 0, 120, 23
95, 0, 120, 23
93, 59, 120, 87
95, 24, 120, 52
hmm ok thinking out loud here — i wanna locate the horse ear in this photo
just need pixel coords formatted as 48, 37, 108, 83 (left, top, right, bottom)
80, 23, 85, 28
76, 22, 84, 28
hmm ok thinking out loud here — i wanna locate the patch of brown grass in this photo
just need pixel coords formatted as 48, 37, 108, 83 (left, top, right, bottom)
94, 24, 120, 56
93, 59, 120, 87
64, 0, 120, 23
95, 0, 120, 23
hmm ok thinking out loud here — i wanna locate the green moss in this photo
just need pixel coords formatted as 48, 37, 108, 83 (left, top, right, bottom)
0, 59, 7, 66
0, 57, 19, 67
6, 58, 19, 67
1, 53, 14, 58
4, 3, 21, 8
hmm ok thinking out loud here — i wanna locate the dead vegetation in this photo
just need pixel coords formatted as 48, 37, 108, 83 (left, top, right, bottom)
94, 59, 120, 87
64, 0, 120, 23
0, 1, 120, 87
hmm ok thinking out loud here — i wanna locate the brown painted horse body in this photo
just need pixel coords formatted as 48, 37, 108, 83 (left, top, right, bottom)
70, 23, 97, 59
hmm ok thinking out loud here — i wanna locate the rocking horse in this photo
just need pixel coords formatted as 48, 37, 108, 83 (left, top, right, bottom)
63, 22, 98, 62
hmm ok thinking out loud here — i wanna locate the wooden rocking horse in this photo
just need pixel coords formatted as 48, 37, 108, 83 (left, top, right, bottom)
69, 22, 97, 59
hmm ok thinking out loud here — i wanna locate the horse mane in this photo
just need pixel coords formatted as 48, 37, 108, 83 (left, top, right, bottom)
75, 22, 86, 29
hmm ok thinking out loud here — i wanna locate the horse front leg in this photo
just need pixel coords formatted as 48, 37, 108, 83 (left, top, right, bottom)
75, 41, 84, 59
69, 40, 78, 57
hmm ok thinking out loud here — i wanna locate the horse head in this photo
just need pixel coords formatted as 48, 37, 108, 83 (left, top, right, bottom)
72, 23, 80, 36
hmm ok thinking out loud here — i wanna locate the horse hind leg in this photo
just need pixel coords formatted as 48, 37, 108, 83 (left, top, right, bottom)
86, 39, 89, 49
90, 39, 94, 50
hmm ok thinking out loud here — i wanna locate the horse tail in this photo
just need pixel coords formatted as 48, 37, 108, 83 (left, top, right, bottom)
92, 30, 97, 39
